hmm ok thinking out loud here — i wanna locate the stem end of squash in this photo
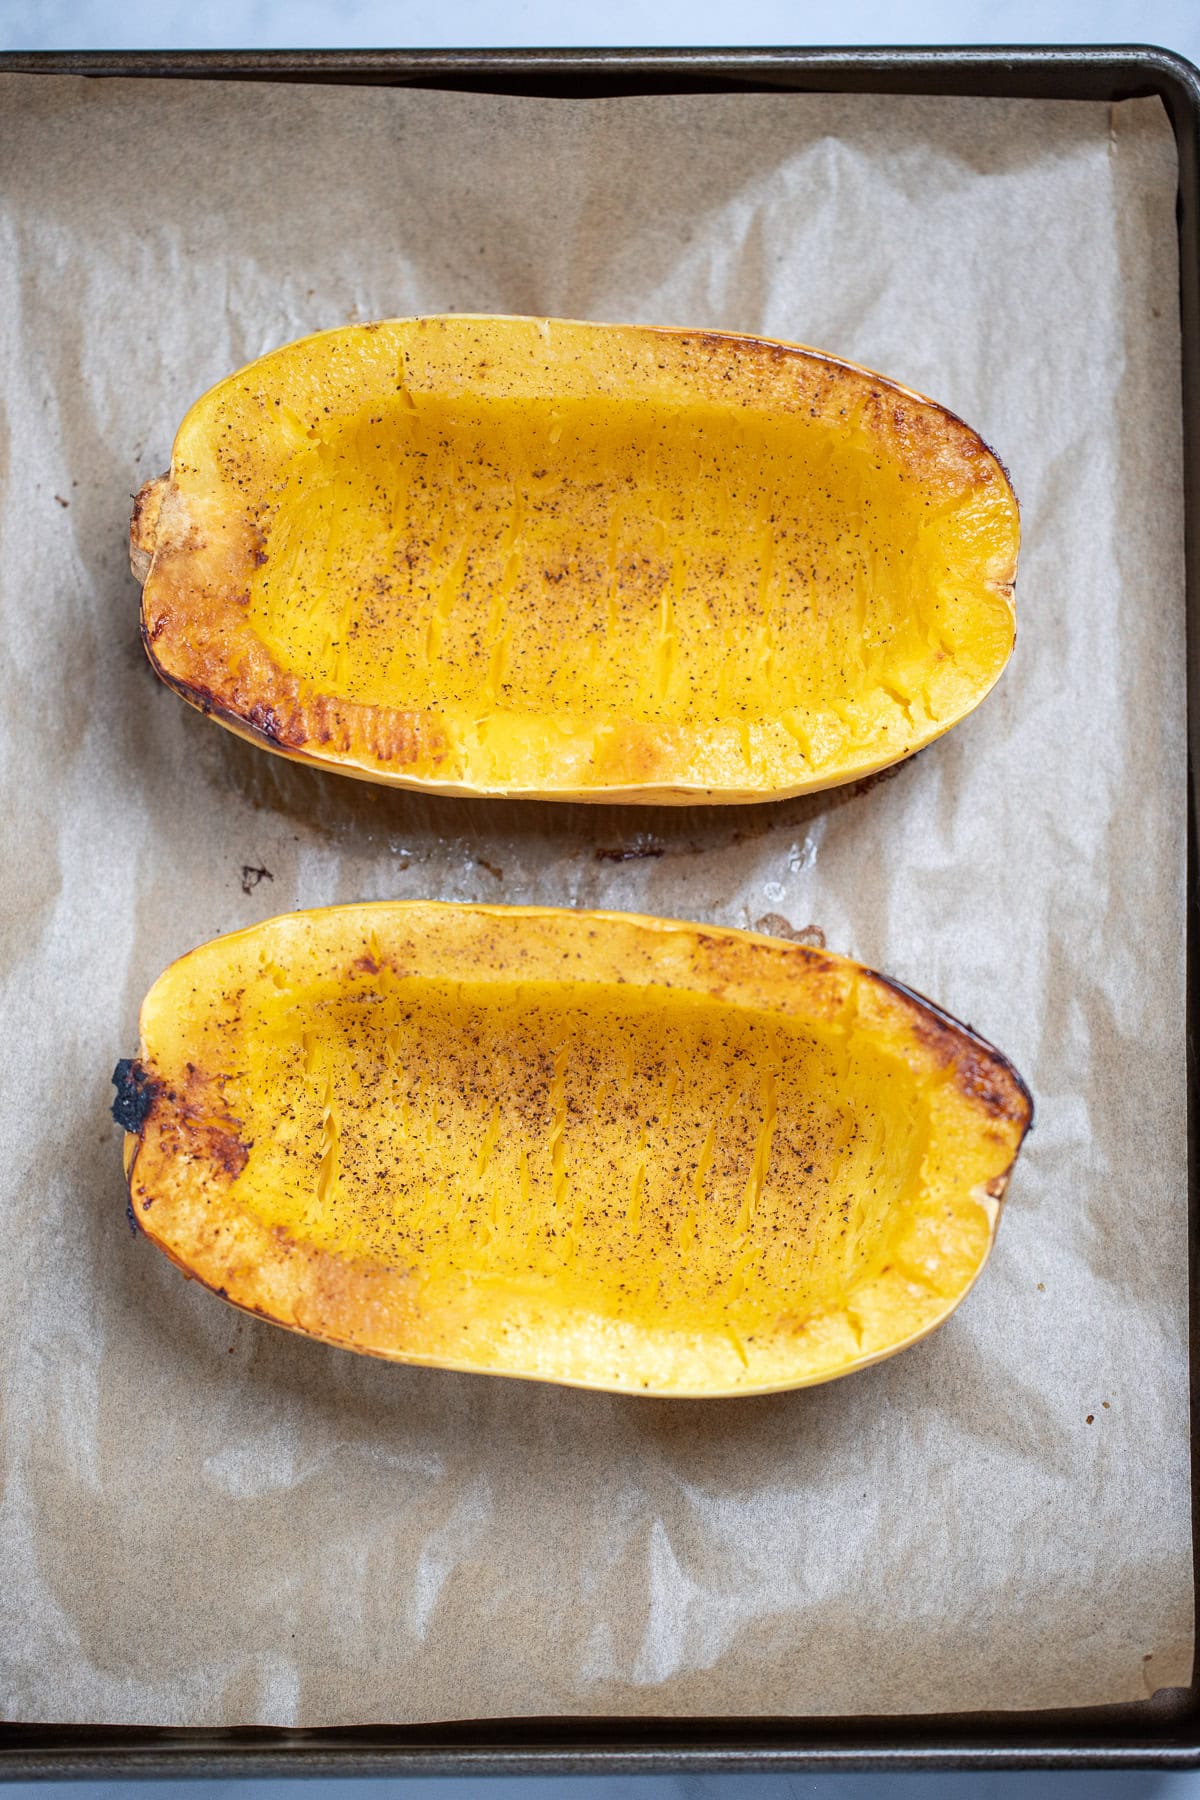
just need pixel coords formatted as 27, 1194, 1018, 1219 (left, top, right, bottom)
111, 1057, 158, 1134
130, 473, 169, 585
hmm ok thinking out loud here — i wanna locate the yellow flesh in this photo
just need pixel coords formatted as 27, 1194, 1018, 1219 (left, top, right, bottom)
157, 318, 1019, 798
127, 906, 1026, 1395
249, 401, 1001, 724
213, 979, 918, 1328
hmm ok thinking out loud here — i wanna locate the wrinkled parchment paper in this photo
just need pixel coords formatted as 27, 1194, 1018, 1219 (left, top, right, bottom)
0, 74, 1188, 1726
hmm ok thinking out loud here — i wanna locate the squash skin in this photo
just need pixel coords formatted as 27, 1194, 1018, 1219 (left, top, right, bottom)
132, 316, 1019, 805
116, 904, 1031, 1396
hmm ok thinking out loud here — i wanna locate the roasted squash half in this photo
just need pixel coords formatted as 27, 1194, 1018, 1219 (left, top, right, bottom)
115, 904, 1031, 1395
132, 317, 1019, 803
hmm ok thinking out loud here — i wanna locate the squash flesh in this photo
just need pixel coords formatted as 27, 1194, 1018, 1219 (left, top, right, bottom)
120, 904, 1031, 1395
136, 317, 1019, 802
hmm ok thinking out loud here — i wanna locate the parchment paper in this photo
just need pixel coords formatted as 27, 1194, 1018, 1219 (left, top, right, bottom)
0, 73, 1188, 1726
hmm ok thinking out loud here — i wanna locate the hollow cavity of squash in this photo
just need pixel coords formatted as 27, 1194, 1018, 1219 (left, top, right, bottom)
117, 904, 1031, 1396
133, 317, 1019, 803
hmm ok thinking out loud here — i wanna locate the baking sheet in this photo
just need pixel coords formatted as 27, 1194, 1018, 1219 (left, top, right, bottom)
0, 73, 1188, 1726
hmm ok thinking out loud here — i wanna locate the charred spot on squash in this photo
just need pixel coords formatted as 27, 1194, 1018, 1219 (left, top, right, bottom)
141, 1062, 256, 1181
111, 1058, 159, 1134
870, 971, 1033, 1132
899, 1002, 963, 1069
953, 1044, 1032, 1125
246, 702, 288, 745
204, 1129, 251, 1178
